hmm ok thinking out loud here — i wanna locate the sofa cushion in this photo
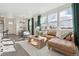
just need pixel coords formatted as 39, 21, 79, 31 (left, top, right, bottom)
47, 30, 56, 36
45, 35, 55, 39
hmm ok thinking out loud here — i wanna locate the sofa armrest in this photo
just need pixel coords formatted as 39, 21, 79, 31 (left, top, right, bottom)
64, 33, 75, 42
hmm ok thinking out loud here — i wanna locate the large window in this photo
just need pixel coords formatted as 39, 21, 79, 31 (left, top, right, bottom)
40, 6, 73, 30
41, 16, 47, 30
41, 13, 57, 30
59, 7, 73, 28
48, 13, 57, 27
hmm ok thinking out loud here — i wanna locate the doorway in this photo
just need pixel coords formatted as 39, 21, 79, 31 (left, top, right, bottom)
8, 18, 16, 35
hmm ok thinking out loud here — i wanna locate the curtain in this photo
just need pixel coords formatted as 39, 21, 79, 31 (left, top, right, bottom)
28, 19, 30, 32
32, 18, 34, 35
72, 3, 79, 46
37, 15, 41, 30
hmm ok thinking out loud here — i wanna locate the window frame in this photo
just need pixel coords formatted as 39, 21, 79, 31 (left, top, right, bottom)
59, 7, 73, 29
40, 4, 73, 30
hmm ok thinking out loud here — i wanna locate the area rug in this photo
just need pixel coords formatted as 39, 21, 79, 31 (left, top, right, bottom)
2, 38, 16, 53
18, 40, 64, 56
2, 38, 11, 41
2, 43, 30, 56
2, 41, 14, 45
3, 45, 16, 52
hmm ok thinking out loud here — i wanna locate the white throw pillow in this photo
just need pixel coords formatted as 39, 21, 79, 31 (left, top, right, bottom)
56, 30, 71, 39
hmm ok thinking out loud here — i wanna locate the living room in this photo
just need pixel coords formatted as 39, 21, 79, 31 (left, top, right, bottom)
0, 3, 79, 56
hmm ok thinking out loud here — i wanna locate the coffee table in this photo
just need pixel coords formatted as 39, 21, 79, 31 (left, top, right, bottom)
28, 35, 47, 49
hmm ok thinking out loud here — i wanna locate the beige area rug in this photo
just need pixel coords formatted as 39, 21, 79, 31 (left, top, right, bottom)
18, 40, 65, 56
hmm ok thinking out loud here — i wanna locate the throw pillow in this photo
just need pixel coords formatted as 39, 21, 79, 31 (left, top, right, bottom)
47, 30, 56, 36
56, 30, 71, 39
61, 32, 71, 39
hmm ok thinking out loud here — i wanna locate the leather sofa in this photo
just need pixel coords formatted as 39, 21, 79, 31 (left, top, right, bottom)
47, 34, 76, 56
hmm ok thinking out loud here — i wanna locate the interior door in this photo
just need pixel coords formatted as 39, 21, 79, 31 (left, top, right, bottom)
8, 18, 16, 34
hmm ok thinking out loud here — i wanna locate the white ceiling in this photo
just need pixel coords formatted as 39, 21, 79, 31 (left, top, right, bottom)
0, 3, 66, 18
